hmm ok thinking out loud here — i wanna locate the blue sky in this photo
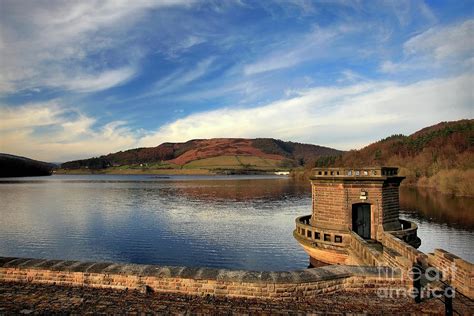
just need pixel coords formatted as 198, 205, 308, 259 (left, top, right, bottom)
0, 0, 473, 162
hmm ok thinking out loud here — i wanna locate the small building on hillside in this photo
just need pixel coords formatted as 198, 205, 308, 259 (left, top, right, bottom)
294, 167, 421, 266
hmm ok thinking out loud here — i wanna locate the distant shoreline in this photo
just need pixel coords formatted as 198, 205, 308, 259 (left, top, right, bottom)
55, 168, 212, 175
54, 168, 290, 176
47, 168, 474, 198
290, 169, 474, 198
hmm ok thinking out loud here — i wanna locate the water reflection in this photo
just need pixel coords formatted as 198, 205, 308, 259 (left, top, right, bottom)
0, 175, 311, 271
0, 175, 472, 269
157, 179, 309, 202
399, 187, 474, 262
400, 188, 474, 230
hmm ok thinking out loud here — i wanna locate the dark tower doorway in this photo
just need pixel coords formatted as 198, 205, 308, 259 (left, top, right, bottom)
352, 203, 371, 239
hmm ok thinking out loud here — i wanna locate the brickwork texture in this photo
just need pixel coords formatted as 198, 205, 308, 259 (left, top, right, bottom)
0, 257, 406, 301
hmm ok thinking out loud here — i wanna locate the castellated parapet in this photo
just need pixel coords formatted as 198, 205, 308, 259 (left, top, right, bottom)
294, 167, 421, 266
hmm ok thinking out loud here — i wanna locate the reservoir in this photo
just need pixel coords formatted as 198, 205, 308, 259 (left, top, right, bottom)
0, 174, 472, 270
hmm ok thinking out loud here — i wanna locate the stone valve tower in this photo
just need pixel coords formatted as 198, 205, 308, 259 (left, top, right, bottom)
294, 167, 421, 267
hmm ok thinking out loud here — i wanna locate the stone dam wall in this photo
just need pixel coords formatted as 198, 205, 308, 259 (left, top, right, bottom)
427, 249, 474, 299
0, 257, 406, 300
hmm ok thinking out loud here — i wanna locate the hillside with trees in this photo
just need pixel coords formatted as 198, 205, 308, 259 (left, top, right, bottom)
314, 120, 473, 196
59, 120, 473, 195
0, 154, 54, 177
61, 138, 342, 172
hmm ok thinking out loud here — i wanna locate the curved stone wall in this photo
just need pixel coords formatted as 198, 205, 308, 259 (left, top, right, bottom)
0, 257, 406, 300
295, 215, 350, 248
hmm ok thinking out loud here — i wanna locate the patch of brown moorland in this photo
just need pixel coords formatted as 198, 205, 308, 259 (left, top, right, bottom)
167, 138, 285, 165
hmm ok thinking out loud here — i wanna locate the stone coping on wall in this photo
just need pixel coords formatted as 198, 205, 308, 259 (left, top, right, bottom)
0, 256, 398, 284
0, 256, 409, 300
427, 249, 474, 299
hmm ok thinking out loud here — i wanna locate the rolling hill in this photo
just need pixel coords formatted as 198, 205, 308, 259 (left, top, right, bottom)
59, 120, 473, 195
0, 154, 55, 177
314, 119, 473, 196
61, 138, 343, 172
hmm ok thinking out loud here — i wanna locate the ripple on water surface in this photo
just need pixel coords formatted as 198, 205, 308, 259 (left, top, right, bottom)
0, 175, 310, 270
0, 175, 472, 269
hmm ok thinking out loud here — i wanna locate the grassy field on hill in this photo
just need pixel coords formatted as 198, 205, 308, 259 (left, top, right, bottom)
182, 155, 282, 170
60, 138, 341, 170
56, 155, 287, 175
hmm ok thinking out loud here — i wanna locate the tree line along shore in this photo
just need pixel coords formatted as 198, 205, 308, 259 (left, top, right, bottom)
3, 120, 472, 197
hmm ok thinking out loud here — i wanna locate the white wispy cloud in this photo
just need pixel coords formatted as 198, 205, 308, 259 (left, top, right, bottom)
164, 35, 207, 59
0, 0, 194, 94
1, 73, 471, 161
241, 1, 438, 77
47, 67, 137, 93
386, 0, 437, 26
242, 25, 347, 75
337, 70, 368, 83
1, 2, 471, 162
404, 19, 473, 60
0, 101, 65, 131
381, 19, 474, 73
0, 102, 138, 162
139, 57, 216, 98
140, 73, 473, 149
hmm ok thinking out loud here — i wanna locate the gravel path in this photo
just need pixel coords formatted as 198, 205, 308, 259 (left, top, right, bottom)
1, 281, 471, 315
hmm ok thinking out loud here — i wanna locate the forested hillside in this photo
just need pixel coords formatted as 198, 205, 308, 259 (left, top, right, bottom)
314, 120, 473, 196
0, 154, 54, 177
61, 138, 342, 171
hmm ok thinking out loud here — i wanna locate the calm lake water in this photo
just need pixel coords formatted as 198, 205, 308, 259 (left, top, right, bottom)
0, 175, 472, 270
